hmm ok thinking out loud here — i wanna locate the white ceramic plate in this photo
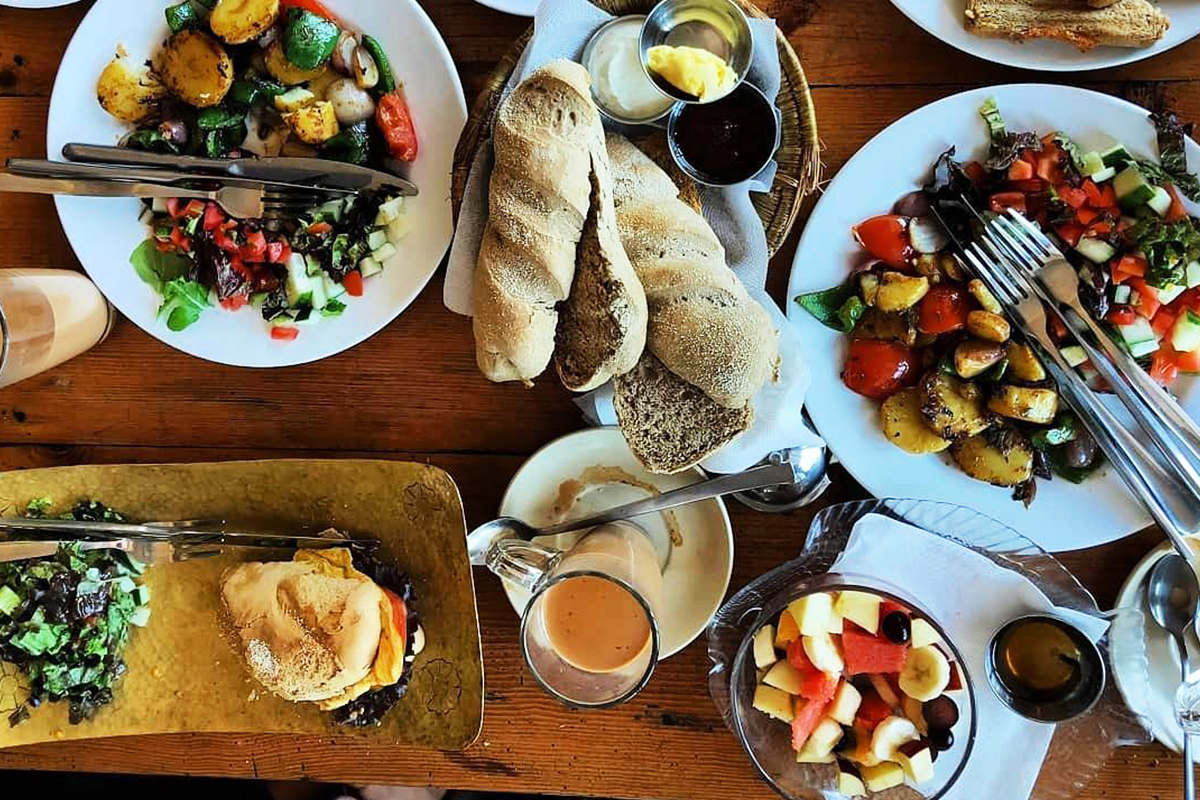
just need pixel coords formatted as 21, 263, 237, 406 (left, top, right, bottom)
0, 1, 79, 7
1111, 537, 1200, 757
47, 0, 466, 367
891, 0, 1200, 71
786, 84, 1200, 551
473, 0, 537, 16
499, 427, 734, 659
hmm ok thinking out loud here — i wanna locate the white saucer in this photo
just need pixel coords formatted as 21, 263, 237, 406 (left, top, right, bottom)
499, 427, 733, 659
1111, 537, 1200, 757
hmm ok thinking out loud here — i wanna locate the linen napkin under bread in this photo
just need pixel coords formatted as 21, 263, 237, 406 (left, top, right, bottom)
835, 514, 1110, 800
445, 0, 821, 474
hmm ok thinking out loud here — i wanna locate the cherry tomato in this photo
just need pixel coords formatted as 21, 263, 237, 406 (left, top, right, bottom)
376, 91, 419, 162
203, 202, 226, 232
852, 215, 912, 269
342, 270, 364, 297
917, 284, 972, 334
842, 339, 916, 400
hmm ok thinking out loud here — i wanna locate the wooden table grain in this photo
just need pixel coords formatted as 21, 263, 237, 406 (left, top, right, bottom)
0, 1, 1191, 797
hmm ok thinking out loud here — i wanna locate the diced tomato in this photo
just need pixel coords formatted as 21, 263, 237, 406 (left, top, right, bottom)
842, 339, 916, 400
1176, 347, 1200, 373
203, 202, 225, 232
1021, 148, 1039, 165
1056, 221, 1085, 248
1151, 348, 1179, 386
168, 225, 190, 253
1049, 314, 1069, 341
855, 691, 894, 731
265, 240, 291, 264
1116, 254, 1147, 278
1099, 183, 1118, 208
166, 197, 182, 218
791, 698, 828, 751
1106, 305, 1137, 325
213, 228, 239, 253
989, 191, 1026, 214
270, 326, 300, 341
1086, 219, 1113, 237
1007, 179, 1044, 193
181, 199, 206, 218
376, 91, 420, 162
1153, 308, 1178, 337
1007, 159, 1035, 181
797, 670, 839, 702
280, 0, 338, 20
1036, 151, 1063, 183
1075, 207, 1100, 226
852, 215, 913, 269
1082, 179, 1106, 207
342, 269, 364, 297
219, 295, 249, 311
1166, 184, 1189, 223
1128, 277, 1162, 319
1058, 185, 1088, 209
240, 229, 267, 261
964, 160, 988, 184
1182, 288, 1200, 312
381, 587, 409, 650
917, 284, 973, 334
307, 221, 333, 236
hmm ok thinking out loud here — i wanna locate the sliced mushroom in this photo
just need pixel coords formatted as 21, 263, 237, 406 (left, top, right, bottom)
353, 45, 379, 90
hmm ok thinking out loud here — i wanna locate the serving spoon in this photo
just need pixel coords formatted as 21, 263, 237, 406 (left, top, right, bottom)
1148, 552, 1200, 800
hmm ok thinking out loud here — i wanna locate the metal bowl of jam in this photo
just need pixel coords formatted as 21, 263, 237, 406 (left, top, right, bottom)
666, 81, 781, 186
985, 614, 1106, 723
639, 0, 753, 104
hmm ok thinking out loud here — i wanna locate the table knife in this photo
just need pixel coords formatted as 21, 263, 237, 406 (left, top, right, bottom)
0, 538, 177, 564
62, 143, 418, 196
7, 158, 354, 196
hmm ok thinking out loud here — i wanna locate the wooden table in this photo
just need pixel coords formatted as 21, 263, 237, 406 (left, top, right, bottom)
0, 1, 1192, 797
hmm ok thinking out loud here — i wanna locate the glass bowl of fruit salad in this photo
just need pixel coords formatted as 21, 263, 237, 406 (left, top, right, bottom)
723, 575, 976, 800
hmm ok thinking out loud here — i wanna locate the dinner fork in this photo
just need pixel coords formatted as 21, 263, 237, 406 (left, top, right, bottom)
0, 537, 214, 564
983, 209, 1200, 499
962, 239, 1200, 557
0, 173, 322, 220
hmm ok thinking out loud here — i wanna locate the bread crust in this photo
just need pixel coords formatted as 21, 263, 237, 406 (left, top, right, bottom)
964, 0, 1170, 50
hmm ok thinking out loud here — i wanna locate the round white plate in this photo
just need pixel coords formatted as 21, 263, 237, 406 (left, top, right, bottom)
0, 1, 79, 7
891, 0, 1200, 71
499, 427, 734, 660
786, 83, 1200, 551
47, 0, 466, 367
473, 0, 537, 16
1111, 537, 1200, 757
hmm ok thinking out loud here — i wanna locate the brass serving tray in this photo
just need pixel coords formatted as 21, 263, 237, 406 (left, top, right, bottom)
0, 459, 483, 750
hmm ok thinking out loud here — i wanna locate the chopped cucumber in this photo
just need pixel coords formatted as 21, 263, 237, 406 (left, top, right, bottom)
315, 198, 345, 223
1075, 237, 1116, 264
1101, 143, 1134, 168
367, 229, 389, 251
305, 254, 324, 277
1089, 165, 1117, 183
1158, 283, 1186, 305
1187, 261, 1200, 288
1061, 345, 1088, 367
1080, 151, 1105, 176
375, 196, 405, 226
388, 214, 412, 242
0, 585, 19, 616
285, 254, 313, 307
128, 606, 152, 627
372, 241, 398, 263
1119, 315, 1157, 346
114, 576, 137, 594
152, 197, 170, 214
322, 275, 346, 301
1129, 338, 1162, 358
1148, 185, 1173, 216
308, 273, 329, 310
133, 584, 151, 606
1113, 284, 1132, 304
358, 255, 382, 278
1172, 309, 1200, 352
1114, 165, 1156, 211
270, 311, 297, 326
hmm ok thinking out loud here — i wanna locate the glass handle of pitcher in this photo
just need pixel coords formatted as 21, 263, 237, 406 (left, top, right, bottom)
486, 538, 563, 592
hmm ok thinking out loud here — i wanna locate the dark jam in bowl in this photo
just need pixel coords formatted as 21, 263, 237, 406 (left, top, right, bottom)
668, 82, 778, 186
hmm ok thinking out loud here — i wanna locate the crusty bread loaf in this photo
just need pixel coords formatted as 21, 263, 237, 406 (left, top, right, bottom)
473, 61, 605, 383
606, 133, 778, 409
964, 0, 1170, 49
555, 150, 648, 392
614, 352, 753, 474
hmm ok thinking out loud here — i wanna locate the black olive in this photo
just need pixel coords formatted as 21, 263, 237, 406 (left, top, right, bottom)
929, 727, 954, 752
923, 695, 960, 730
882, 611, 912, 644
1063, 433, 1099, 469
834, 728, 857, 754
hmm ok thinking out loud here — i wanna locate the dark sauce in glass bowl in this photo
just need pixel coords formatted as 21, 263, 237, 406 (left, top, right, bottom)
668, 82, 778, 186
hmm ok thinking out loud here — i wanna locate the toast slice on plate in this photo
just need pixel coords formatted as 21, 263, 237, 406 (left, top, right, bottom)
964, 0, 1170, 50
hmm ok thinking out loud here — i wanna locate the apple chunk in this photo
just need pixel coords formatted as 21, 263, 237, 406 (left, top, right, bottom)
827, 680, 863, 726
804, 717, 844, 758
775, 610, 800, 648
753, 624, 778, 669
788, 592, 835, 636
911, 617, 942, 648
763, 660, 804, 696
835, 590, 882, 634
861, 761, 905, 793
753, 684, 794, 722
897, 740, 935, 783
837, 766, 867, 798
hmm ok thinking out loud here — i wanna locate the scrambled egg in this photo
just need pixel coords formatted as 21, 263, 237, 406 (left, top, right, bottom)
646, 45, 736, 103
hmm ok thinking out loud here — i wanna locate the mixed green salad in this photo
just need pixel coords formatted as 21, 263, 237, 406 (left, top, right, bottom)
1, 500, 149, 728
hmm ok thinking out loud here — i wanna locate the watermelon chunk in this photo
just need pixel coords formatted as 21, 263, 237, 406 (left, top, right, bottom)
787, 638, 816, 673
855, 690, 892, 731
842, 627, 909, 675
798, 670, 839, 702
791, 698, 830, 751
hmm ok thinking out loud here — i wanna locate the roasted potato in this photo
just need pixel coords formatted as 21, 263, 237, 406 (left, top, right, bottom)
859, 273, 880, 306
954, 339, 1006, 379
939, 253, 966, 282
987, 385, 1059, 424
919, 371, 993, 440
967, 279, 1002, 314
96, 55, 165, 123
876, 272, 930, 313
265, 39, 328, 86
881, 388, 952, 455
157, 30, 234, 107
967, 310, 1011, 343
851, 307, 917, 345
1006, 343, 1046, 382
283, 100, 339, 144
209, 0, 280, 45
951, 426, 1034, 486
913, 254, 944, 284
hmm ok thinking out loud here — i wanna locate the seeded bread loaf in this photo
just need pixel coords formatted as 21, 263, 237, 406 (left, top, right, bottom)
964, 0, 1170, 50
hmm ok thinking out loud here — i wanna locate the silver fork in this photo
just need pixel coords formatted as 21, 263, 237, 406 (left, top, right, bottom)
0, 173, 324, 220
984, 210, 1200, 499
962, 239, 1200, 556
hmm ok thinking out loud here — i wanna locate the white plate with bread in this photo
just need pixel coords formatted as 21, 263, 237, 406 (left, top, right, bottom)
786, 83, 1200, 551
468, 61, 781, 475
893, 0, 1200, 71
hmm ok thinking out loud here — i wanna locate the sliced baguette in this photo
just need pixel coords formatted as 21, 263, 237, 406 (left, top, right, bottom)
614, 352, 753, 474
964, 0, 1170, 50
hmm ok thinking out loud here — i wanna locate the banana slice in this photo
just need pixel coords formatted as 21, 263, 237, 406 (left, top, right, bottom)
899, 645, 951, 702
870, 715, 920, 761
802, 633, 845, 674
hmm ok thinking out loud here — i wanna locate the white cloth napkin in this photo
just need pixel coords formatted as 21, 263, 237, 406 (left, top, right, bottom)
832, 514, 1110, 800
444, 0, 821, 473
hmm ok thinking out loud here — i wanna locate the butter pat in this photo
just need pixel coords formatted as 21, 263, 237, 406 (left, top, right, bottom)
647, 45, 737, 102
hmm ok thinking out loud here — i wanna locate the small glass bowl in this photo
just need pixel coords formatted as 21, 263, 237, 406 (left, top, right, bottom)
727, 574, 977, 800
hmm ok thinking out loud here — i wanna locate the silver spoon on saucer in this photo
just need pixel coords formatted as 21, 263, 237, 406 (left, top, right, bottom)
467, 457, 808, 566
1148, 552, 1199, 800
